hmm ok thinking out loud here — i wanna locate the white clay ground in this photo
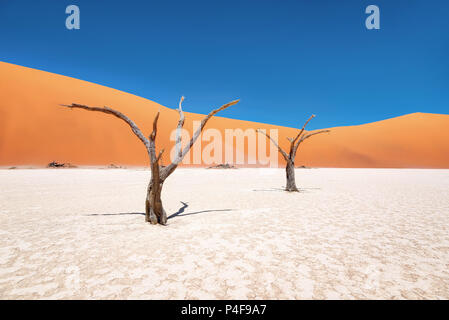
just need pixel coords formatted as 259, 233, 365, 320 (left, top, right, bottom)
1, 168, 448, 299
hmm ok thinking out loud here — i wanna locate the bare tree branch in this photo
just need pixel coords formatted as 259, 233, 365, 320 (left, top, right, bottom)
291, 114, 315, 145
257, 129, 289, 161
180, 99, 239, 161
174, 96, 185, 161
156, 149, 165, 163
298, 129, 330, 143
150, 111, 160, 141
60, 104, 150, 150
148, 111, 161, 164
161, 99, 239, 180
292, 129, 330, 156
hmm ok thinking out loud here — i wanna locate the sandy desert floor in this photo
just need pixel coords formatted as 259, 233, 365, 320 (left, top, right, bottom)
0, 168, 449, 299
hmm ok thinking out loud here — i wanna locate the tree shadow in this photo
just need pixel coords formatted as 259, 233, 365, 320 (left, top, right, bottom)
167, 201, 188, 219
252, 187, 285, 192
167, 201, 233, 219
252, 187, 321, 192
86, 212, 144, 216
86, 201, 233, 220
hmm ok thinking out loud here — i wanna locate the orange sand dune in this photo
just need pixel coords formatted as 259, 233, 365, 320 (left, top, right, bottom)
1, 61, 448, 168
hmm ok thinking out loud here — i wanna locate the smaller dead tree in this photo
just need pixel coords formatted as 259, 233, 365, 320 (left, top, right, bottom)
61, 97, 239, 225
258, 115, 329, 192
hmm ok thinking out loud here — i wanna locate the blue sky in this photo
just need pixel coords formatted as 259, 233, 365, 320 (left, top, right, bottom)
1, 0, 448, 129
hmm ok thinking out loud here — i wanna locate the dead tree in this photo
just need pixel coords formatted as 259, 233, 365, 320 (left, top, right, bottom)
257, 115, 329, 192
61, 97, 239, 225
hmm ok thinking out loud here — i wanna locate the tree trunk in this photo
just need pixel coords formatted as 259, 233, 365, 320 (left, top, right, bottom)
145, 178, 167, 225
285, 160, 299, 192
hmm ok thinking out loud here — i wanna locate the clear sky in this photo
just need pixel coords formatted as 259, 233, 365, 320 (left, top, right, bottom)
1, 0, 448, 129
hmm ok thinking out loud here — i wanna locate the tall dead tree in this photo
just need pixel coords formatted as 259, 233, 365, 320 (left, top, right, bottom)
61, 97, 239, 225
258, 115, 329, 192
